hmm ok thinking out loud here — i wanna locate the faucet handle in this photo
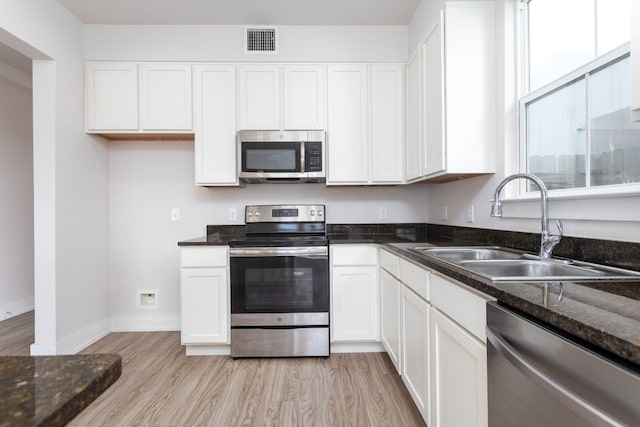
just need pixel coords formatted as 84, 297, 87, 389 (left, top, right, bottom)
555, 219, 564, 238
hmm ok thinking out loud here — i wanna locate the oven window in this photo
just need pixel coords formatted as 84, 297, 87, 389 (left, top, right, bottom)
245, 267, 313, 310
231, 255, 329, 313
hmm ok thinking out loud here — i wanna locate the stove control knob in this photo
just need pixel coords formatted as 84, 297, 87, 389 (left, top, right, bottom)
318, 210, 323, 216
310, 209, 316, 216
255, 211, 261, 217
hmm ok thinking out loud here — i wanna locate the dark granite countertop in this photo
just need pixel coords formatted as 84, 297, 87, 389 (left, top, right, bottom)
178, 223, 640, 368
0, 354, 121, 426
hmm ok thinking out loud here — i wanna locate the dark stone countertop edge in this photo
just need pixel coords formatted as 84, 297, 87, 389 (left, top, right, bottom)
0, 354, 122, 426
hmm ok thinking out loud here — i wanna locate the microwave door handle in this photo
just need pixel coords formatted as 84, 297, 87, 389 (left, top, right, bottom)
486, 327, 624, 427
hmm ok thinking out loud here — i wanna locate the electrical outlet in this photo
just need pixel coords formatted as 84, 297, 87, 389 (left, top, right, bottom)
466, 204, 475, 223
441, 204, 448, 221
228, 208, 237, 221
378, 206, 388, 220
171, 208, 180, 222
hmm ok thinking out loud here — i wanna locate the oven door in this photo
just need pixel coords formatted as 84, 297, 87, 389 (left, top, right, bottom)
229, 246, 329, 326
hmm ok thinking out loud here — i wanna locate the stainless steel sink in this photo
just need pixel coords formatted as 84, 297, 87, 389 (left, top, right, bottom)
410, 246, 523, 261
457, 259, 614, 281
409, 246, 640, 282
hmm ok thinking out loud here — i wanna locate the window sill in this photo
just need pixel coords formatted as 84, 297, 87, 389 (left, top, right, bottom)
495, 184, 640, 222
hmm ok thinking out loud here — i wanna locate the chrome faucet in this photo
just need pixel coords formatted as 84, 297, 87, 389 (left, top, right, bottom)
490, 173, 563, 259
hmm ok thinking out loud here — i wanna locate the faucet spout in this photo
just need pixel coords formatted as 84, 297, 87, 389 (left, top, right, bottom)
490, 173, 563, 259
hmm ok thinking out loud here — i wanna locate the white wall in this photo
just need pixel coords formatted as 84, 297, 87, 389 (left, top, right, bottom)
410, 0, 640, 243
109, 141, 429, 330
0, 73, 34, 319
0, 0, 111, 354
85, 25, 408, 63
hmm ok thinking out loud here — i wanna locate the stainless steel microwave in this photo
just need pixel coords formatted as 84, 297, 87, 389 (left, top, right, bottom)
237, 130, 326, 183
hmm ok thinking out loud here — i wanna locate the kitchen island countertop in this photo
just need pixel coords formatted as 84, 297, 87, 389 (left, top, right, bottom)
0, 354, 121, 426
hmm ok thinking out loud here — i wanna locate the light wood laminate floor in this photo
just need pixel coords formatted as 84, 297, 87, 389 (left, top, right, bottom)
0, 310, 33, 356
0, 316, 425, 426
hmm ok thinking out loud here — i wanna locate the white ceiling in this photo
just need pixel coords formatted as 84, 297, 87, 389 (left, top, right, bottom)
55, 0, 421, 25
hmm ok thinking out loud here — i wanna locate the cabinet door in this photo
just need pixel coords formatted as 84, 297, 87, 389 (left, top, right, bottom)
421, 15, 446, 176
193, 65, 238, 186
85, 62, 138, 131
139, 63, 192, 131
238, 65, 281, 130
327, 64, 370, 184
371, 64, 404, 183
181, 267, 229, 344
283, 65, 326, 130
380, 269, 401, 373
430, 308, 487, 427
401, 284, 431, 424
405, 49, 423, 181
331, 266, 379, 341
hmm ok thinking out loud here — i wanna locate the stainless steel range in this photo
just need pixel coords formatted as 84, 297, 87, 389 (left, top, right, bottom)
229, 204, 329, 358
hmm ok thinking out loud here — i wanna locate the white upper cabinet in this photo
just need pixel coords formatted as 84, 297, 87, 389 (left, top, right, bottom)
237, 65, 281, 130
327, 64, 405, 185
283, 65, 327, 130
86, 62, 139, 131
327, 64, 370, 184
139, 63, 192, 131
237, 64, 327, 131
632, 0, 640, 121
421, 17, 445, 176
193, 64, 238, 186
407, 1, 496, 183
371, 64, 405, 183
406, 49, 422, 181
86, 61, 193, 134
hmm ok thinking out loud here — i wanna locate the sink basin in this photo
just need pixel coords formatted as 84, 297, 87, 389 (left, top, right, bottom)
457, 259, 613, 281
409, 246, 640, 282
411, 247, 523, 261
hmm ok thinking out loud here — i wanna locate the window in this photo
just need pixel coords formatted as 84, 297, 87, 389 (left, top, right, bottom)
520, 0, 640, 193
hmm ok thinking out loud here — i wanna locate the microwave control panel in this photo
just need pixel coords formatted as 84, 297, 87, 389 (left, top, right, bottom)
305, 142, 323, 172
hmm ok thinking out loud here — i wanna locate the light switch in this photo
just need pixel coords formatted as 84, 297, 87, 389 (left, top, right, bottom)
171, 208, 180, 222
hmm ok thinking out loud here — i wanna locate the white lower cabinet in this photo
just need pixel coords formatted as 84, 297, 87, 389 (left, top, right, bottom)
430, 308, 488, 427
401, 284, 431, 423
378, 246, 492, 427
380, 269, 401, 372
180, 246, 230, 353
330, 245, 380, 344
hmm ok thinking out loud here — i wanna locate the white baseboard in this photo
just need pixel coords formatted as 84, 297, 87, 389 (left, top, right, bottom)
111, 312, 180, 332
185, 344, 231, 356
57, 317, 112, 354
330, 341, 385, 353
0, 296, 35, 321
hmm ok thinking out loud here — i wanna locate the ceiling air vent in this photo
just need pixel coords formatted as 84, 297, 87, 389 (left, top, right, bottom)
245, 27, 278, 54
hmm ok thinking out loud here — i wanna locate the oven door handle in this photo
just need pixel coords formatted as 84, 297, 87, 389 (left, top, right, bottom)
229, 247, 328, 258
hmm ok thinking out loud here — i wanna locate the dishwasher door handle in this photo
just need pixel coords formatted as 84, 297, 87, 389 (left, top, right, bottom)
487, 327, 624, 427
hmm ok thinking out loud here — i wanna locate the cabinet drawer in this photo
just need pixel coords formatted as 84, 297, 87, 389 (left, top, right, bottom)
331, 245, 378, 266
399, 259, 429, 301
379, 248, 400, 277
430, 273, 491, 343
180, 246, 228, 267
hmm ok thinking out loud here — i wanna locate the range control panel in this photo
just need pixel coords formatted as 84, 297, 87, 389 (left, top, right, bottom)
245, 204, 325, 223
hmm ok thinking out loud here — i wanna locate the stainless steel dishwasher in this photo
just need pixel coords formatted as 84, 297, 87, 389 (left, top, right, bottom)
487, 302, 640, 426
